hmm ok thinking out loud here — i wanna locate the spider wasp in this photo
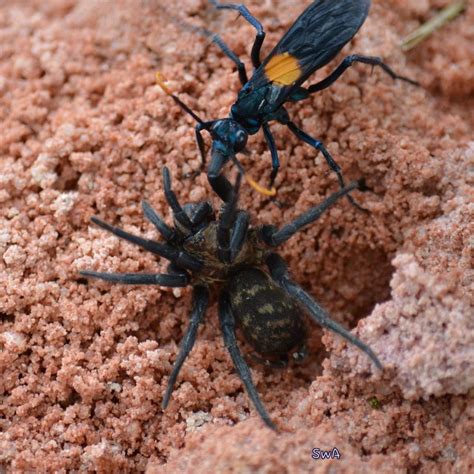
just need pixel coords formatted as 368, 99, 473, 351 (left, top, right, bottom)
157, 0, 417, 205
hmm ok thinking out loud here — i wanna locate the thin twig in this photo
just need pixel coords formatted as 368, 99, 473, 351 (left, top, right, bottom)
401, 0, 467, 51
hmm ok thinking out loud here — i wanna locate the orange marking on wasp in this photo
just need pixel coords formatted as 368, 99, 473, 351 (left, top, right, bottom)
264, 53, 301, 86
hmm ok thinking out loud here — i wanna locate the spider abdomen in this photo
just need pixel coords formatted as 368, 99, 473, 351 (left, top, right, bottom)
226, 268, 306, 357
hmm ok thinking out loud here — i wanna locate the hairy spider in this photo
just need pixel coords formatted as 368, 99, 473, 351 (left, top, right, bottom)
80, 167, 381, 430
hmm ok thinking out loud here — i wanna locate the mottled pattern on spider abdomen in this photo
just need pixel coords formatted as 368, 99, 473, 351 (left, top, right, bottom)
226, 268, 306, 356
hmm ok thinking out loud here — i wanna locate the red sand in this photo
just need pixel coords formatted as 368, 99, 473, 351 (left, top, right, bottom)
1, 0, 473, 472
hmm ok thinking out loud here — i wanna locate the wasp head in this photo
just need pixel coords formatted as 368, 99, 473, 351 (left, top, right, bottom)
210, 119, 248, 155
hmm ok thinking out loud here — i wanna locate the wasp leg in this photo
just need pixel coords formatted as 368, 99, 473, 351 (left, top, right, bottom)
305, 54, 419, 94
217, 171, 249, 263
206, 29, 248, 85
266, 253, 383, 370
262, 123, 280, 188
218, 173, 242, 263
209, 0, 265, 68
229, 211, 249, 262
192, 122, 208, 176
262, 123, 287, 207
259, 180, 362, 247
184, 122, 214, 181
285, 121, 368, 212
80, 270, 189, 287
218, 293, 277, 430
208, 146, 234, 202
162, 285, 209, 408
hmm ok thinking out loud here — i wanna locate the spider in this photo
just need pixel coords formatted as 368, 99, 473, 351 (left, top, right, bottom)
80, 167, 382, 429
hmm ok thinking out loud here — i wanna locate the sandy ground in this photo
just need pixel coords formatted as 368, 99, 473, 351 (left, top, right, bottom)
1, 0, 473, 472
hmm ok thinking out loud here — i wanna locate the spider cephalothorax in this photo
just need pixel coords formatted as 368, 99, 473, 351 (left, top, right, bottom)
81, 167, 381, 429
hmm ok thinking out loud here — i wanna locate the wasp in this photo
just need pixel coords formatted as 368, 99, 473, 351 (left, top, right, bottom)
157, 0, 417, 204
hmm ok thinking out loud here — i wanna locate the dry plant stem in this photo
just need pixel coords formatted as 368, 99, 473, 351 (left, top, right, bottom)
401, 0, 468, 51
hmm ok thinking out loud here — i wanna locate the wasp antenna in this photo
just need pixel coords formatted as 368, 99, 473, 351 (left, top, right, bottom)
230, 154, 277, 197
155, 72, 173, 95
156, 72, 205, 124
245, 176, 277, 197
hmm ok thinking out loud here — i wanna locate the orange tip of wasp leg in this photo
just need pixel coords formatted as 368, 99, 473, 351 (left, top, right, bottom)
245, 176, 277, 197
156, 72, 172, 96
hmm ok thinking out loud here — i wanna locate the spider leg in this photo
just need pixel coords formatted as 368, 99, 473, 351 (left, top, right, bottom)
209, 0, 265, 68
89, 217, 203, 272
162, 285, 209, 408
259, 180, 363, 247
285, 121, 367, 212
80, 270, 189, 287
162, 167, 194, 231
146, 172, 212, 235
266, 253, 382, 370
218, 293, 276, 430
142, 201, 177, 243
89, 216, 173, 258
190, 201, 214, 228
304, 54, 418, 94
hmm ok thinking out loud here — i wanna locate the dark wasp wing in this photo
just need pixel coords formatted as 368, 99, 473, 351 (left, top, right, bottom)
247, 0, 371, 100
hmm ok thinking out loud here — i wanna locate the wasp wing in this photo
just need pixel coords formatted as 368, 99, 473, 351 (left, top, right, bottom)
249, 0, 371, 96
